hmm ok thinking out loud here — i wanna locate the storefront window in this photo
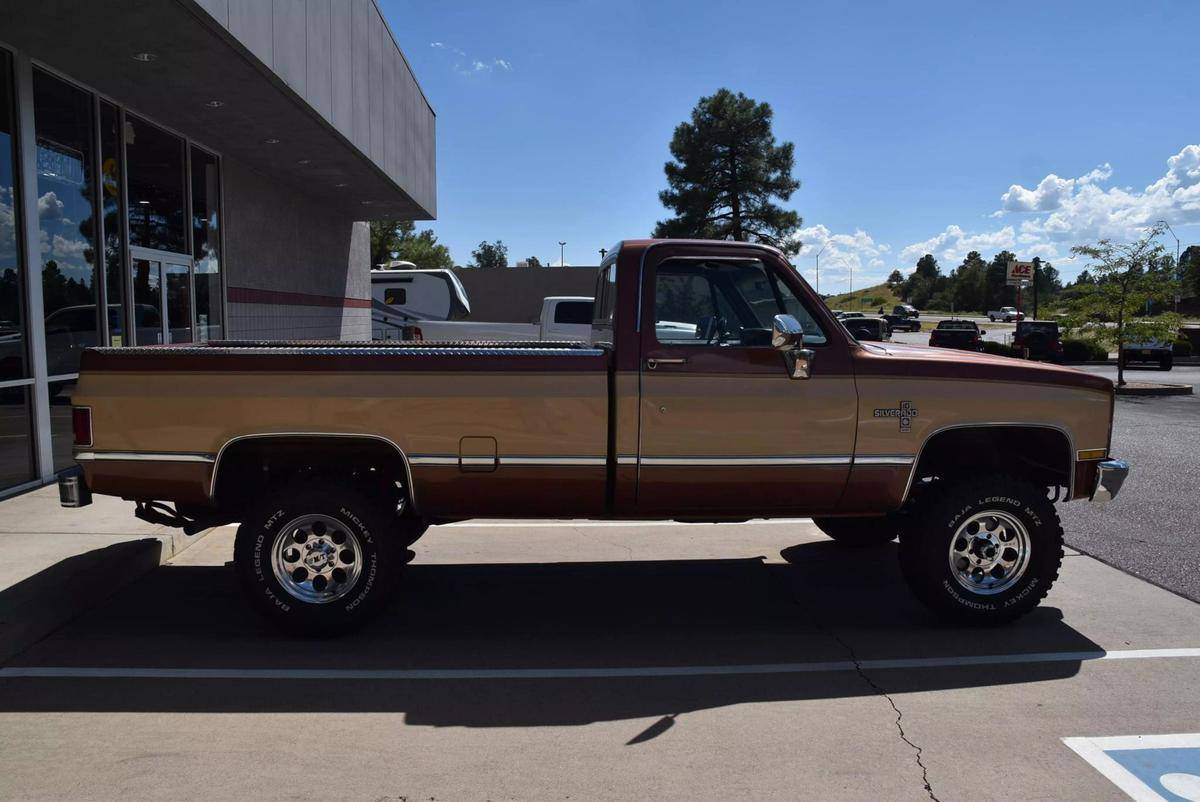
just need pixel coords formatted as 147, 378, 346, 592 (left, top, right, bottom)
32, 69, 100, 380
99, 101, 124, 346
126, 115, 185, 254
0, 51, 36, 490
191, 146, 221, 341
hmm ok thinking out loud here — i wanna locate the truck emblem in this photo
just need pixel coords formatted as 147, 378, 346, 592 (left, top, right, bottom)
873, 401, 918, 433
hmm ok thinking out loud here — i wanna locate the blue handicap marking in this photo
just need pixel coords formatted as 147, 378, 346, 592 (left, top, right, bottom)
1064, 735, 1200, 802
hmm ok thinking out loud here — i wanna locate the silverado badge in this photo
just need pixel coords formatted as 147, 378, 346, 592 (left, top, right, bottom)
873, 401, 918, 433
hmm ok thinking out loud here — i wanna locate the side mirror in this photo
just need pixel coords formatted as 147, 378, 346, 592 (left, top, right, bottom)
772, 314, 815, 379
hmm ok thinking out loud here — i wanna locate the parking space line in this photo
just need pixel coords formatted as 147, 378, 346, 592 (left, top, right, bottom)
1064, 733, 1200, 802
2, 648, 1198, 681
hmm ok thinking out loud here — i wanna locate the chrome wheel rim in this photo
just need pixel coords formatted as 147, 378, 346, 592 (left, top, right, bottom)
270, 514, 363, 604
947, 511, 1031, 595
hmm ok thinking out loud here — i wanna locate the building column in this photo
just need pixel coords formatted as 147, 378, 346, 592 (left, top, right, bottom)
14, 53, 54, 482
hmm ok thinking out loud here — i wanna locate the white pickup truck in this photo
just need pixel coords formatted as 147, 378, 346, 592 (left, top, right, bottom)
411, 296, 594, 342
988, 307, 1025, 323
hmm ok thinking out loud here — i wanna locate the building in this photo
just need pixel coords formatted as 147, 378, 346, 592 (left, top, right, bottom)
0, 0, 436, 497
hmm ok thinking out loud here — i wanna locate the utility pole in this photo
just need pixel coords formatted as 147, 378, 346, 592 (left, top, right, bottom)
1032, 257, 1041, 320
558, 241, 566, 267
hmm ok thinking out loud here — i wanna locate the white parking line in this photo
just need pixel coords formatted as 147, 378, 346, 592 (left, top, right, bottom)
2, 648, 1197, 681
438, 519, 813, 528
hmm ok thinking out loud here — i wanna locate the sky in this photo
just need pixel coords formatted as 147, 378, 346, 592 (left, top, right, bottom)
379, 0, 1200, 289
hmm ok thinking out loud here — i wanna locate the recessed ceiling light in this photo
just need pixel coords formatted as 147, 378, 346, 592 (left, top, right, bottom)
334, 183, 348, 188
297, 158, 312, 165
137, 200, 150, 205
262, 137, 280, 145
360, 200, 374, 205
132, 52, 157, 62
205, 100, 224, 108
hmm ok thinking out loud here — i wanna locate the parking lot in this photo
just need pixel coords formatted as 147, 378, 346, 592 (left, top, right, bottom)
2, 509, 1200, 800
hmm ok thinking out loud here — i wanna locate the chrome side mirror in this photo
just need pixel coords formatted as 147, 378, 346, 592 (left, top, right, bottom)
772, 314, 815, 379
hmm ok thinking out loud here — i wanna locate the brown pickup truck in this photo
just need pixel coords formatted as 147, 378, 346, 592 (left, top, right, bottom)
61, 239, 1128, 634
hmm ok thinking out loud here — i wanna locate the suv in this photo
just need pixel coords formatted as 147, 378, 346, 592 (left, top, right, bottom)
1014, 321, 1063, 363
892, 304, 919, 318
844, 316, 890, 341
929, 319, 984, 351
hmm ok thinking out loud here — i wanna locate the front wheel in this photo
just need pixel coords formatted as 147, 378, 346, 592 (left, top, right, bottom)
233, 483, 413, 635
899, 475, 1063, 625
814, 516, 901, 547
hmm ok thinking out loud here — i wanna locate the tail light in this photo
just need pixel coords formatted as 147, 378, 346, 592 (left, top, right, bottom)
412, 326, 423, 341
72, 406, 93, 447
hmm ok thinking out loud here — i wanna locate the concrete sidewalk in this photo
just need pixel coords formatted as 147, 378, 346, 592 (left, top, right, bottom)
0, 486, 215, 662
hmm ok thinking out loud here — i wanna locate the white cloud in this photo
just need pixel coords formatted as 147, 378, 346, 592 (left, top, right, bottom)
430, 41, 513, 76
50, 233, 88, 262
37, 191, 65, 221
0, 187, 15, 259
896, 144, 1200, 277
792, 224, 891, 289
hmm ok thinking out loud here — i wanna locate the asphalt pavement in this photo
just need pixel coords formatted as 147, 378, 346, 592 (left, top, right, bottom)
1060, 365, 1200, 602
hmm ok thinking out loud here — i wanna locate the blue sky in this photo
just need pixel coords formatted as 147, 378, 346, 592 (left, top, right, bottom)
380, 0, 1200, 287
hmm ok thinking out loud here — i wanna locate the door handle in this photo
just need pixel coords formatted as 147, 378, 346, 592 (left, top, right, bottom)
646, 357, 688, 369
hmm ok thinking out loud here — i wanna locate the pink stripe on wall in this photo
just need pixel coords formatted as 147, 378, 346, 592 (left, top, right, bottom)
228, 286, 372, 309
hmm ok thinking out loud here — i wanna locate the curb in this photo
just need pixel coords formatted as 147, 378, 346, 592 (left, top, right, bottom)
0, 526, 215, 664
1114, 383, 1194, 397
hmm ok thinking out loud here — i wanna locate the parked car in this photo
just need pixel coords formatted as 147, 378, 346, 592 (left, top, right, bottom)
988, 307, 1024, 323
892, 304, 919, 319
844, 316, 890, 341
1121, 340, 1173, 371
929, 319, 984, 351
882, 313, 921, 332
1014, 321, 1064, 363
63, 238, 1126, 634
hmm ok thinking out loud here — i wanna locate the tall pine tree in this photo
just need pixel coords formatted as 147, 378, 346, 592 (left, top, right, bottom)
653, 89, 802, 254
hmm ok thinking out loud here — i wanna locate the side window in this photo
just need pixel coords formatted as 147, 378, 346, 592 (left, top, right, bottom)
554, 300, 593, 325
653, 259, 827, 346
593, 265, 616, 324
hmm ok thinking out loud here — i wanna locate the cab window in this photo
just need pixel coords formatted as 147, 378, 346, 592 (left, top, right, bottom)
653, 258, 827, 346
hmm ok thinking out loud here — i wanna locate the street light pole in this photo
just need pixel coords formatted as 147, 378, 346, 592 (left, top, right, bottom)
558, 241, 566, 267
1157, 220, 1181, 312
814, 244, 826, 295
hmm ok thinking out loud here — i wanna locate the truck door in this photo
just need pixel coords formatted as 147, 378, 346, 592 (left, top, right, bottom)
635, 249, 857, 516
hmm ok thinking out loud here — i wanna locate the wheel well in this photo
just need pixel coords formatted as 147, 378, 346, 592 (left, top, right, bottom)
210, 436, 414, 517
910, 426, 1072, 497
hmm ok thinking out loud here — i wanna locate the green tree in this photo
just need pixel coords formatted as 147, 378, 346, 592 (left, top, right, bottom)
470, 240, 509, 269
653, 89, 802, 254
1062, 224, 1181, 386
369, 220, 454, 270
1178, 245, 1200, 298
886, 269, 904, 288
524, 256, 544, 268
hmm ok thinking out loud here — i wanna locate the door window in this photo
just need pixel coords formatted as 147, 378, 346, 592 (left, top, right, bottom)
653, 259, 827, 346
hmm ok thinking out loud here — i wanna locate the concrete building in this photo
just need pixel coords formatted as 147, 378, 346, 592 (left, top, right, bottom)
0, 0, 436, 497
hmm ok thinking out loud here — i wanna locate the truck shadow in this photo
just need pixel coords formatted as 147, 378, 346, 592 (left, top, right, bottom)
0, 540, 1101, 733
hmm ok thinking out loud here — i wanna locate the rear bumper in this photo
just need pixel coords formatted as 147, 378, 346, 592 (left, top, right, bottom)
1090, 458, 1129, 503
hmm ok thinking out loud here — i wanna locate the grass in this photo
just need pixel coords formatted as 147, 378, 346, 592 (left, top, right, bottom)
822, 283, 901, 311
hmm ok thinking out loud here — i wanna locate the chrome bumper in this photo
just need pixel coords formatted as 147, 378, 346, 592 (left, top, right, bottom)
1090, 459, 1130, 504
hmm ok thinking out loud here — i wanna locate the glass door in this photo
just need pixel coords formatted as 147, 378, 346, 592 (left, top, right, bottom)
164, 261, 192, 344
130, 256, 163, 345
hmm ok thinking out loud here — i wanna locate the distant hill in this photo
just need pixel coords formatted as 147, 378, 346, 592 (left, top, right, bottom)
822, 283, 901, 311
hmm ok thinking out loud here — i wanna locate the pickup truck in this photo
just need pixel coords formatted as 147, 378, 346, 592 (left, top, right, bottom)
882, 313, 921, 333
988, 307, 1024, 323
929, 319, 985, 351
61, 239, 1128, 634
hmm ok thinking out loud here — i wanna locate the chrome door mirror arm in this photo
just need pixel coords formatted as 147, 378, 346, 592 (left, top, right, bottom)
772, 314, 815, 380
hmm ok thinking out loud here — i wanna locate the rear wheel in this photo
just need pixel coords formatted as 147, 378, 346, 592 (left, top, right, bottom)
233, 482, 417, 635
813, 516, 901, 547
899, 475, 1063, 625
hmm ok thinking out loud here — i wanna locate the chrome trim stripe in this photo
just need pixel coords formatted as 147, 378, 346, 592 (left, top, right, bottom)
503, 456, 607, 466
409, 455, 608, 467
616, 455, 638, 466
853, 455, 915, 466
74, 451, 216, 463
640, 456, 852, 467
408, 456, 460, 466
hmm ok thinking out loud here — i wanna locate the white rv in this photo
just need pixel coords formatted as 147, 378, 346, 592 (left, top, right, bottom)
370, 264, 471, 340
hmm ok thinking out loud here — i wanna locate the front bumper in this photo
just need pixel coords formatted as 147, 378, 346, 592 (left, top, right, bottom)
1090, 459, 1129, 503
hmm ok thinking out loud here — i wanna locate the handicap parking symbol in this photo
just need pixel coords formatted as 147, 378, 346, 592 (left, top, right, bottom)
1064, 734, 1200, 801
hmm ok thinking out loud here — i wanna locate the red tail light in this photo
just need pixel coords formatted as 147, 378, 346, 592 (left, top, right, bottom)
72, 407, 93, 447
412, 326, 423, 341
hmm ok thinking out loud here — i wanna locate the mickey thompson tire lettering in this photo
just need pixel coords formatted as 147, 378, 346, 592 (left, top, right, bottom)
899, 474, 1064, 626
233, 482, 404, 636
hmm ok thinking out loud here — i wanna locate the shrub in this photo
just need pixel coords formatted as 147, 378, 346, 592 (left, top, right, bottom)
981, 341, 1021, 358
1174, 338, 1193, 357
1061, 339, 1109, 362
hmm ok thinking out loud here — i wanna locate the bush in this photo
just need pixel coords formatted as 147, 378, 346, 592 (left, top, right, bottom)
1061, 338, 1108, 362
981, 341, 1021, 358
1174, 338, 1193, 357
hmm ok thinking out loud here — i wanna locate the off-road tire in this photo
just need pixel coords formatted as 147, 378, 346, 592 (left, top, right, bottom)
898, 474, 1063, 625
234, 482, 413, 635
813, 516, 900, 547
